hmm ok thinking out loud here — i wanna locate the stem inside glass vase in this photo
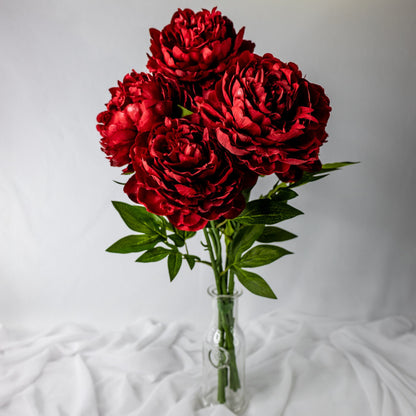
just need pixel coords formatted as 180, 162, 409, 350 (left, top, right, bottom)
203, 286, 246, 412
215, 290, 241, 400
202, 222, 246, 413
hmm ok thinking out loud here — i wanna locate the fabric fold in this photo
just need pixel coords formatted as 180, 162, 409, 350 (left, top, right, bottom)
0, 313, 415, 415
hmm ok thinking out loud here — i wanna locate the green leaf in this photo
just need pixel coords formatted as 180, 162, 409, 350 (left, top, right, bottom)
112, 201, 165, 235
234, 267, 277, 299
184, 254, 199, 270
260, 180, 288, 199
106, 234, 161, 254
178, 105, 193, 117
183, 231, 197, 240
168, 251, 182, 281
165, 221, 175, 232
320, 161, 359, 172
168, 229, 197, 247
235, 200, 303, 225
290, 161, 358, 188
136, 247, 171, 262
289, 173, 329, 188
176, 229, 197, 240
239, 245, 292, 268
229, 224, 265, 259
168, 234, 185, 247
242, 187, 252, 203
290, 171, 324, 187
272, 188, 298, 202
257, 226, 297, 243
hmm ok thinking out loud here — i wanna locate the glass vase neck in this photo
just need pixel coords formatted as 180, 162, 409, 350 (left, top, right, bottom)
207, 286, 243, 299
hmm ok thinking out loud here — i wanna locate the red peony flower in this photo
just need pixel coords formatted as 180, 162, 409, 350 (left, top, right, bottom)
97, 71, 193, 169
124, 116, 257, 231
147, 8, 255, 83
97, 108, 139, 168
198, 51, 331, 181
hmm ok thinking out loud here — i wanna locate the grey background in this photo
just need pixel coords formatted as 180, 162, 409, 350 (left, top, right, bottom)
0, 0, 415, 329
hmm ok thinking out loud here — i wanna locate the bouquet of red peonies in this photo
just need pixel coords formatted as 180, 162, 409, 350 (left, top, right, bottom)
97, 7, 353, 410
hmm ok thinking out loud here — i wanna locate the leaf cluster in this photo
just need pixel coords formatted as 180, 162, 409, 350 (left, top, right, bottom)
217, 162, 357, 299
224, 201, 299, 299
106, 162, 357, 298
106, 201, 198, 281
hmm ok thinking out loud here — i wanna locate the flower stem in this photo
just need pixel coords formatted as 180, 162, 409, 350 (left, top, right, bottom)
203, 226, 228, 402
203, 224, 241, 403
209, 223, 227, 294
261, 179, 285, 199
203, 227, 221, 291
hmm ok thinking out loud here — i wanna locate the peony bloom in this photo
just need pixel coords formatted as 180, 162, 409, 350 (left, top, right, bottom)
124, 116, 257, 231
147, 8, 255, 83
198, 51, 331, 181
97, 71, 192, 169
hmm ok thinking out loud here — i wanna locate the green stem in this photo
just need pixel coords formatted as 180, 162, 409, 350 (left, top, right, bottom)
203, 226, 228, 403
197, 259, 214, 267
209, 223, 227, 294
203, 227, 221, 292
223, 227, 240, 390
261, 179, 284, 199
228, 270, 235, 296
204, 224, 242, 403
217, 297, 241, 391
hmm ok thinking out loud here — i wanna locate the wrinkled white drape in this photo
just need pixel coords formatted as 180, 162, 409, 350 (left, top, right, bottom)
1, 312, 415, 415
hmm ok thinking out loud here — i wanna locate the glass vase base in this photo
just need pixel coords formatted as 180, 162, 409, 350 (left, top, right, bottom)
200, 386, 248, 415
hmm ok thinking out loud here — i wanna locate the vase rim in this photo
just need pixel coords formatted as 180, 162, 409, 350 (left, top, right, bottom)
207, 285, 243, 298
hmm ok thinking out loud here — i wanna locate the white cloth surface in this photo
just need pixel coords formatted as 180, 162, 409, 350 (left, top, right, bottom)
0, 312, 415, 416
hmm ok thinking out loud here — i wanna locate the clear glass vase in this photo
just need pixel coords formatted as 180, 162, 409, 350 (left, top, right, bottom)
201, 286, 247, 414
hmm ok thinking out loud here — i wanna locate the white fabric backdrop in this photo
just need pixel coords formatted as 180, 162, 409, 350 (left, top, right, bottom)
0, 0, 415, 329
1, 312, 415, 415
